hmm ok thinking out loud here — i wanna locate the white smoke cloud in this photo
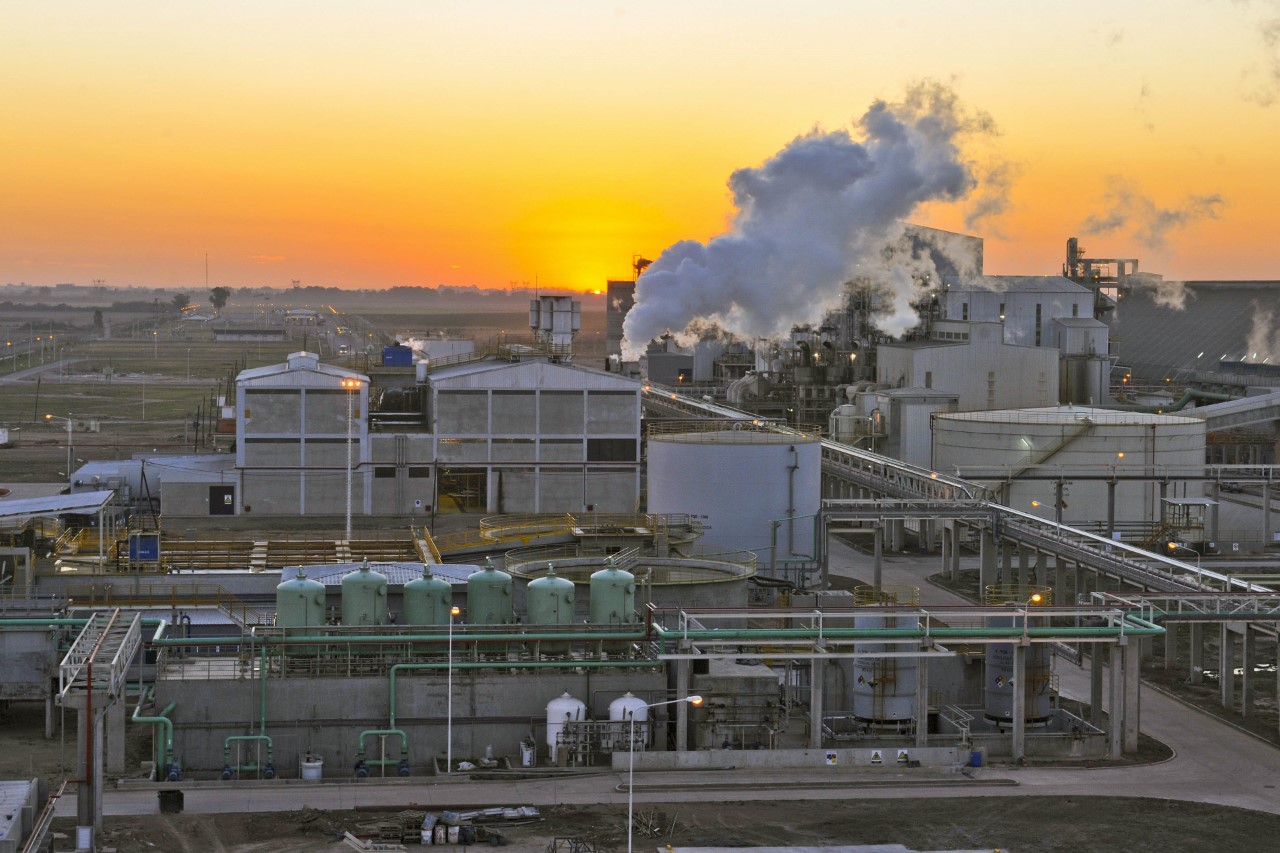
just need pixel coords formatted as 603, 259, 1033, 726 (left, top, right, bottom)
621, 81, 1000, 359
1246, 300, 1280, 361
1080, 176, 1224, 252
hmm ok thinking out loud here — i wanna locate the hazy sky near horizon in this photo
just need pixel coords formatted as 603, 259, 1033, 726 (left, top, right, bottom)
6, 1, 1280, 291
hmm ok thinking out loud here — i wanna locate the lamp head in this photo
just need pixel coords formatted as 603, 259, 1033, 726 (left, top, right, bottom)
450, 606, 461, 617
687, 695, 704, 706
1028, 593, 1043, 605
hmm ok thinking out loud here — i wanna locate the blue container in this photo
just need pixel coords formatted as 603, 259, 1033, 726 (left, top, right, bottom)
969, 748, 984, 768
382, 345, 413, 367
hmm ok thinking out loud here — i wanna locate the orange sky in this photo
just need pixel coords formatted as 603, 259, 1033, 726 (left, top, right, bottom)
6, 2, 1280, 290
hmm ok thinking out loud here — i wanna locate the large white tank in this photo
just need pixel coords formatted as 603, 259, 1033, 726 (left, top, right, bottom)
851, 613, 919, 727
608, 692, 649, 752
647, 429, 821, 564
932, 406, 1205, 525
545, 692, 587, 765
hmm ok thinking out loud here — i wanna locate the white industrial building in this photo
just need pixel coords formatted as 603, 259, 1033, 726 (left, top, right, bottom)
876, 320, 1060, 411
155, 349, 642, 518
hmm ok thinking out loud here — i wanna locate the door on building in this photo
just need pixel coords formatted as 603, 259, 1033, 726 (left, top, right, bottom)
209, 485, 235, 515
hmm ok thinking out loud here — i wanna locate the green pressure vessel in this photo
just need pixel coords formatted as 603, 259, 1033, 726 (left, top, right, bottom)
341, 558, 389, 626
589, 563, 636, 626
275, 569, 326, 628
403, 566, 453, 626
466, 559, 513, 625
527, 565, 576, 654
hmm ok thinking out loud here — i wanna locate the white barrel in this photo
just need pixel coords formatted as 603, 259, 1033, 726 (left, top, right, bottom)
300, 754, 323, 781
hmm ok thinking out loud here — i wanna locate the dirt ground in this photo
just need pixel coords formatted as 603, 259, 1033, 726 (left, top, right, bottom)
47, 796, 1280, 853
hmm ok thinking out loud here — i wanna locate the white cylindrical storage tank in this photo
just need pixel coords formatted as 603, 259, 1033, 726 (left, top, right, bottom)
983, 615, 1053, 725
851, 613, 919, 728
647, 429, 821, 566
931, 407, 1206, 526
608, 692, 649, 753
545, 692, 587, 765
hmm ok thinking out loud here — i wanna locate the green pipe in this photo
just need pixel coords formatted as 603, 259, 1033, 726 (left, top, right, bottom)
259, 644, 267, 735
357, 728, 408, 758
223, 734, 274, 769
148, 629, 648, 646
132, 695, 175, 775
388, 658, 659, 729
651, 624, 1164, 640
0, 618, 168, 627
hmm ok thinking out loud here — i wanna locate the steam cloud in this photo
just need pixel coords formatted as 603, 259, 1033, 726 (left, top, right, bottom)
621, 82, 1002, 359
1246, 301, 1280, 362
1081, 177, 1224, 252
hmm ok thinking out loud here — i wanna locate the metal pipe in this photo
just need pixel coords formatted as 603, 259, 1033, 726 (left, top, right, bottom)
223, 734, 274, 771
147, 629, 649, 646
131, 695, 175, 774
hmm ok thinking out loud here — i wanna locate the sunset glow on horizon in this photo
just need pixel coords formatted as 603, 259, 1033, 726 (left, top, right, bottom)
7, 2, 1280, 292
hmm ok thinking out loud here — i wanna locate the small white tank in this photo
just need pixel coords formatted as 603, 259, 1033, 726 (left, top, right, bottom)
608, 692, 649, 752
545, 692, 587, 764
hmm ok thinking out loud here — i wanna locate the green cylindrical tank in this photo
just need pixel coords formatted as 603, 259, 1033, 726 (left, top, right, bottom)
589, 563, 636, 625
276, 569, 326, 628
466, 559, 513, 625
403, 566, 453, 626
527, 565, 576, 654
341, 558, 388, 626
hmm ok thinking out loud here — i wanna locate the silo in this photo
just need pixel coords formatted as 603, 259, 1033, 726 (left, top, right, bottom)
589, 563, 635, 626
984, 587, 1053, 726
526, 565, 575, 654
545, 692, 587, 766
467, 559, 513, 625
341, 559, 388, 626
850, 586, 919, 730
932, 406, 1206, 526
403, 566, 452, 626
647, 427, 821, 567
275, 569, 325, 628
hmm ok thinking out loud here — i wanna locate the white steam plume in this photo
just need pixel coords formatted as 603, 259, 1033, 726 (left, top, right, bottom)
622, 82, 999, 360
1246, 301, 1280, 362
1080, 176, 1224, 252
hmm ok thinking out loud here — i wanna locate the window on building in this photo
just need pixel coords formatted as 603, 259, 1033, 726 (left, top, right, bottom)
374, 466, 396, 479
961, 303, 969, 320
1035, 304, 1043, 347
587, 438, 637, 462
408, 467, 431, 478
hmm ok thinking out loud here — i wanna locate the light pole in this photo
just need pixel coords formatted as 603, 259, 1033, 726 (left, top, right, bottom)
341, 378, 361, 540
627, 695, 703, 853
1021, 592, 1043, 640
446, 604, 461, 774
44, 413, 73, 480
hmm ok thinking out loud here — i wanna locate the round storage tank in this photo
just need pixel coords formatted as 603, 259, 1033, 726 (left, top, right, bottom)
932, 407, 1205, 526
545, 692, 587, 765
608, 692, 649, 752
403, 567, 453, 626
647, 428, 821, 563
983, 591, 1053, 726
589, 564, 635, 626
341, 559, 388, 626
276, 569, 326, 628
467, 560, 513, 625
851, 613, 919, 728
527, 565, 575, 654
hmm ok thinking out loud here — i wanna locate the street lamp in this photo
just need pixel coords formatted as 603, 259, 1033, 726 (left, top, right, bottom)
1021, 592, 1043, 640
446, 604, 461, 774
44, 413, 73, 481
1167, 541, 1202, 584
626, 695, 703, 853
340, 378, 362, 540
